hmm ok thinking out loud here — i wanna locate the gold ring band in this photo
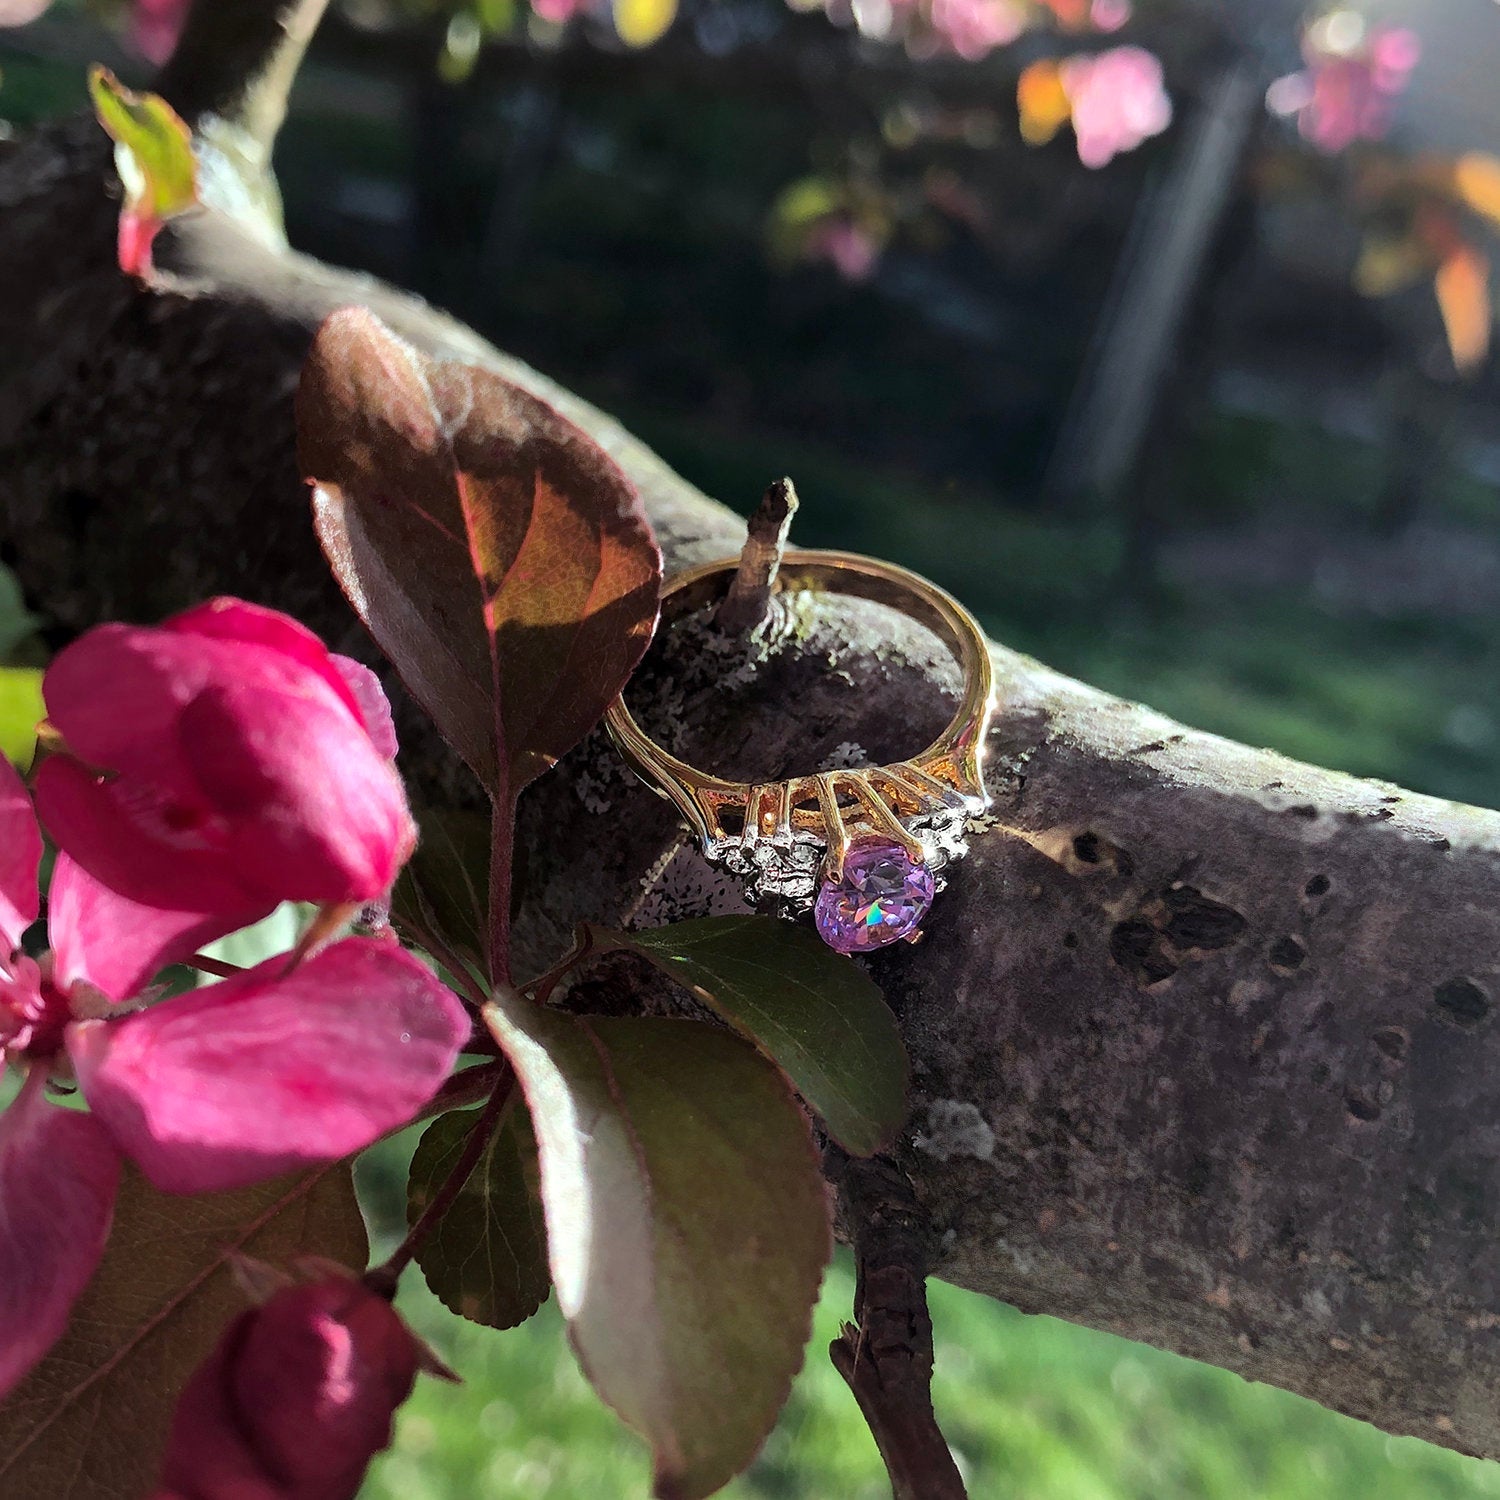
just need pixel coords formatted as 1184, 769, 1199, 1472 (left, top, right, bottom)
605, 550, 994, 931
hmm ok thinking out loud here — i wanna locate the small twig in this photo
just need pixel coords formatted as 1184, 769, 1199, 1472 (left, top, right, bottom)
713, 477, 800, 635
366, 1073, 513, 1294
523, 924, 600, 1006
183, 953, 244, 980
826, 1150, 968, 1500
414, 917, 492, 1012
155, 0, 333, 159
420, 1061, 506, 1121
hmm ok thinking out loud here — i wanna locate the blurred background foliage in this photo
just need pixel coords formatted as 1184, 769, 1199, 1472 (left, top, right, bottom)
6, 0, 1500, 1493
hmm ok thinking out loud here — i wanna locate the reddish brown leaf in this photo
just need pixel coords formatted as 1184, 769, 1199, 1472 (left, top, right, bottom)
0, 1162, 366, 1500
296, 308, 661, 803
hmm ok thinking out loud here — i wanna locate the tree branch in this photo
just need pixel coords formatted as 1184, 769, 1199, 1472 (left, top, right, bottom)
5, 126, 1500, 1464
153, 0, 331, 157
826, 1149, 967, 1500
714, 477, 799, 635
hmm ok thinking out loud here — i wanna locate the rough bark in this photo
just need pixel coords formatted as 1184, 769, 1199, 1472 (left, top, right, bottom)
4, 112, 1500, 1465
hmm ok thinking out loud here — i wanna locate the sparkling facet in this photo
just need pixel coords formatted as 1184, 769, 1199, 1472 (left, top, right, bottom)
814, 837, 935, 954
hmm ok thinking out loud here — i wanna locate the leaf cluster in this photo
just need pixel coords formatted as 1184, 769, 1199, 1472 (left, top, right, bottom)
299, 309, 910, 1498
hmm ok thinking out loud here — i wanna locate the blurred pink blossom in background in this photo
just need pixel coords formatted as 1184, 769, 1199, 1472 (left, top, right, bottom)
131, 0, 190, 64
1089, 0, 1130, 34
532, 0, 591, 24
1060, 45, 1172, 168
927, 0, 1026, 60
1267, 13, 1421, 155
0, 0, 52, 27
153, 1274, 426, 1500
807, 216, 883, 281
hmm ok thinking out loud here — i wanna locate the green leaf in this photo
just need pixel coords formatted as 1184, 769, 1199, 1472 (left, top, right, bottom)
297, 308, 662, 804
0, 565, 39, 662
0, 668, 43, 769
88, 66, 198, 276
408, 1100, 550, 1329
0, 1162, 366, 1500
484, 993, 831, 1500
391, 805, 493, 976
88, 66, 196, 221
592, 916, 908, 1157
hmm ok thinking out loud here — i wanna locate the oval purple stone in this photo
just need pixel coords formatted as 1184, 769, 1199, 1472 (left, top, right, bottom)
814, 837, 934, 954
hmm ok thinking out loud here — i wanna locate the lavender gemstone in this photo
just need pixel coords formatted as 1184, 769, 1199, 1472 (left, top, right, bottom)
814, 838, 935, 954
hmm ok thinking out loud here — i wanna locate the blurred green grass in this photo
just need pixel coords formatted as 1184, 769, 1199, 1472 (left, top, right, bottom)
368, 1248, 1500, 1500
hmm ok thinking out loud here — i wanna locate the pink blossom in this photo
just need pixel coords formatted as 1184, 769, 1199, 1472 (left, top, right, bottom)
0, 0, 54, 26
153, 1276, 422, 1500
72, 940, 472, 1195
0, 756, 468, 1398
35, 599, 416, 921
1061, 45, 1172, 168
926, 0, 1025, 60
0, 1070, 118, 1399
1089, 0, 1130, 33
1291, 24, 1420, 154
130, 0, 190, 65
806, 217, 883, 282
532, 0, 589, 21
115, 209, 163, 282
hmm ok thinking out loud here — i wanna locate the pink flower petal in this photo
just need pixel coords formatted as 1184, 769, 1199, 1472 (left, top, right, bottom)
38, 610, 415, 913
48, 852, 266, 1004
0, 754, 40, 957
164, 599, 367, 734
0, 0, 55, 26
178, 681, 414, 904
42, 623, 205, 783
70, 938, 470, 1194
332, 657, 400, 762
130, 0, 190, 65
0, 1069, 120, 1398
156, 1278, 419, 1499
34, 756, 258, 916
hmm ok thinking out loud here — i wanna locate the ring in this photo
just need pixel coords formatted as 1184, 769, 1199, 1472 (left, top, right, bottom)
605, 549, 995, 953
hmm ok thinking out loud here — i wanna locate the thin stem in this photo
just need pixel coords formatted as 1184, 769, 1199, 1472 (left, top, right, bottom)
488, 799, 516, 987
714, 477, 799, 635
421, 1061, 505, 1121
421, 928, 491, 1012
523, 924, 601, 1006
368, 1074, 513, 1292
377, 1061, 504, 1148
154, 0, 332, 159
825, 1150, 968, 1500
183, 953, 244, 980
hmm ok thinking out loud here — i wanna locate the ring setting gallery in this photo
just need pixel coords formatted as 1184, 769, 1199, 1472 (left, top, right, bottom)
605, 549, 996, 955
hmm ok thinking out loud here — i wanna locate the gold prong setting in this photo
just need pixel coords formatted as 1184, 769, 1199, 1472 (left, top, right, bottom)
710, 757, 985, 913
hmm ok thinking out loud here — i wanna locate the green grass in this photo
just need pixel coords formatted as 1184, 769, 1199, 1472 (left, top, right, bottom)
367, 1252, 1500, 1500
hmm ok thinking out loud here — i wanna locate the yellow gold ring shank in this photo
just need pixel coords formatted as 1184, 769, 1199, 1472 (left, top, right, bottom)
604, 550, 994, 951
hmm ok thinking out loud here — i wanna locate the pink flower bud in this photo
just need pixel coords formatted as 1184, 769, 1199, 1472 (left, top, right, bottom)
35, 599, 416, 918
155, 1278, 421, 1500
